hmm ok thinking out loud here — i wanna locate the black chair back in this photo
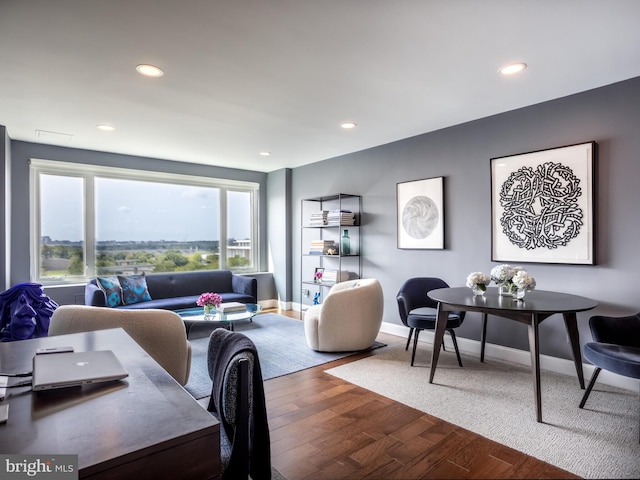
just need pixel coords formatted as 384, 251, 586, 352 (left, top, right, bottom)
396, 277, 450, 326
589, 313, 640, 347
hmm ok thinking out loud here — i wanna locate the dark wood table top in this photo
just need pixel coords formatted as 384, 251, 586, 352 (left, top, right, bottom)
428, 287, 598, 315
0, 328, 219, 479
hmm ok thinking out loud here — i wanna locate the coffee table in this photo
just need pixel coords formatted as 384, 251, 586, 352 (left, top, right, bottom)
175, 304, 262, 332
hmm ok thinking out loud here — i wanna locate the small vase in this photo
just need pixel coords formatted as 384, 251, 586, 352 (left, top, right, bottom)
499, 283, 516, 297
472, 285, 486, 296
203, 304, 216, 320
341, 229, 351, 256
514, 288, 526, 300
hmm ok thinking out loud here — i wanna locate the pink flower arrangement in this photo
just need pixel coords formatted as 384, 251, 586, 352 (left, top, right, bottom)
196, 292, 222, 308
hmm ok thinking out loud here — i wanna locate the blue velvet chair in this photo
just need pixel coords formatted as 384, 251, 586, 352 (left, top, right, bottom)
396, 277, 466, 367
579, 313, 640, 442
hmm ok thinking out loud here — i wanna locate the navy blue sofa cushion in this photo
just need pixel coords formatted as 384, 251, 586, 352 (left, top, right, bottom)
85, 270, 257, 311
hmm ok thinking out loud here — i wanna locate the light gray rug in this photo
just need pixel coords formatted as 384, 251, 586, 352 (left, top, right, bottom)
184, 313, 385, 400
326, 346, 639, 479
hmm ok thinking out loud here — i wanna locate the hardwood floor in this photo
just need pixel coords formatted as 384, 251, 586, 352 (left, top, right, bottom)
265, 310, 579, 479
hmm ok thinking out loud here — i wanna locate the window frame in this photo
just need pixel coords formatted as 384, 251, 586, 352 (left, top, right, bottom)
29, 159, 259, 285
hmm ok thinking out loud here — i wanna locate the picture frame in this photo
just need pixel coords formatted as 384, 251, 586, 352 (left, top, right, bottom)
491, 141, 596, 265
314, 267, 325, 283
397, 176, 444, 249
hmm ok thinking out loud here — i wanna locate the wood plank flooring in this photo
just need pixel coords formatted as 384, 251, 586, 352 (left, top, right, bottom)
265, 310, 579, 479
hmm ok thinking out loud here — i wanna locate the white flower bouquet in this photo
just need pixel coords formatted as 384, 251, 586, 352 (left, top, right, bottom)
512, 270, 536, 291
489, 264, 521, 284
490, 264, 534, 297
466, 272, 491, 291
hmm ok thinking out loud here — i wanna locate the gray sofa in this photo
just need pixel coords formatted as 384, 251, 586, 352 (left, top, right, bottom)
85, 270, 257, 311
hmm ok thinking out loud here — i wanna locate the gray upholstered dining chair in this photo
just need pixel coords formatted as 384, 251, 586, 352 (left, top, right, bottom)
49, 305, 192, 385
396, 277, 466, 367
579, 312, 640, 442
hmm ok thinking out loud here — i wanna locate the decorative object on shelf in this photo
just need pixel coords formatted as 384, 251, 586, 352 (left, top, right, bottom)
326, 248, 337, 255
341, 230, 351, 255
466, 272, 490, 296
314, 267, 324, 284
397, 176, 444, 249
491, 141, 596, 265
196, 292, 222, 320
313, 292, 320, 305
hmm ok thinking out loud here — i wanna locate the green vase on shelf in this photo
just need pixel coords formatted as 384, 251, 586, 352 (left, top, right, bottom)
341, 229, 350, 256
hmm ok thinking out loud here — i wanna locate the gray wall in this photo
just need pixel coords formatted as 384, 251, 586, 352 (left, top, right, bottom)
266, 168, 292, 305
290, 76, 640, 360
8, 141, 271, 304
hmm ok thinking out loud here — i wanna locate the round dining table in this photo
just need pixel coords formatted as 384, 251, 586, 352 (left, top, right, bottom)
427, 287, 598, 422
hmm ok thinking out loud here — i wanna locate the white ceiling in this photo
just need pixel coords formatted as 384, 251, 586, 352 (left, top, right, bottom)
2, 1, 640, 173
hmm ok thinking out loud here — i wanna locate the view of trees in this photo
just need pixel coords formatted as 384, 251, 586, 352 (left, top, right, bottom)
40, 241, 250, 277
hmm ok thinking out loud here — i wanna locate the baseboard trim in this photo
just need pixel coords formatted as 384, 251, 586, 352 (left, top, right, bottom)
380, 321, 638, 393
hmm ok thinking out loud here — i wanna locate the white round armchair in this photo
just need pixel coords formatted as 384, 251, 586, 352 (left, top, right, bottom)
304, 278, 384, 352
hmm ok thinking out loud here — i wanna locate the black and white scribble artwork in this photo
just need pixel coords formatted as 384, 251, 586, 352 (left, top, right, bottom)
401, 195, 439, 239
499, 161, 583, 250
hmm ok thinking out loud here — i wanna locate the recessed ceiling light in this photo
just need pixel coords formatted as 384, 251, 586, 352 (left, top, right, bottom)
259, 151, 271, 156
499, 62, 527, 75
96, 124, 115, 131
136, 64, 164, 77
341, 122, 357, 129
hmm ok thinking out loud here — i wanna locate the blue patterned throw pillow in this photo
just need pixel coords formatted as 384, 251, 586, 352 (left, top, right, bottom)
96, 276, 123, 307
118, 274, 152, 305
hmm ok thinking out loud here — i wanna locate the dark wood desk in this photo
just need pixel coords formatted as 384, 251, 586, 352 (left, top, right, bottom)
427, 287, 598, 423
0, 328, 220, 479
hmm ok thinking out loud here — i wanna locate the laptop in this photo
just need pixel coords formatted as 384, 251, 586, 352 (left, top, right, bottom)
32, 350, 129, 392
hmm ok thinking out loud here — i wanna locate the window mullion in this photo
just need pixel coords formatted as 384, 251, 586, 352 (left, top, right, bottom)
84, 175, 96, 277
219, 188, 227, 270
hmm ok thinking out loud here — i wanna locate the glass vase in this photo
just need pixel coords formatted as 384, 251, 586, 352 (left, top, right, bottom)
499, 283, 516, 297
514, 288, 526, 300
472, 285, 485, 296
341, 229, 351, 256
203, 304, 216, 321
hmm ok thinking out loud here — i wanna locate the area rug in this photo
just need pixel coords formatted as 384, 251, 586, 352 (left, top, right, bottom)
184, 313, 385, 400
326, 346, 639, 479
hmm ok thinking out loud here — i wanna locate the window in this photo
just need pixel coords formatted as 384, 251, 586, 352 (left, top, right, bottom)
30, 159, 259, 285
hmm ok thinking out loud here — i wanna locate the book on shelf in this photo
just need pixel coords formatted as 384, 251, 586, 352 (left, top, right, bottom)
308, 210, 329, 226
321, 270, 351, 284
309, 239, 336, 255
217, 302, 247, 313
326, 209, 356, 226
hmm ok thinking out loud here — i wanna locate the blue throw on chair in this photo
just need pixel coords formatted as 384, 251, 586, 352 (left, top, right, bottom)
207, 328, 271, 479
579, 312, 640, 442
0, 283, 58, 341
